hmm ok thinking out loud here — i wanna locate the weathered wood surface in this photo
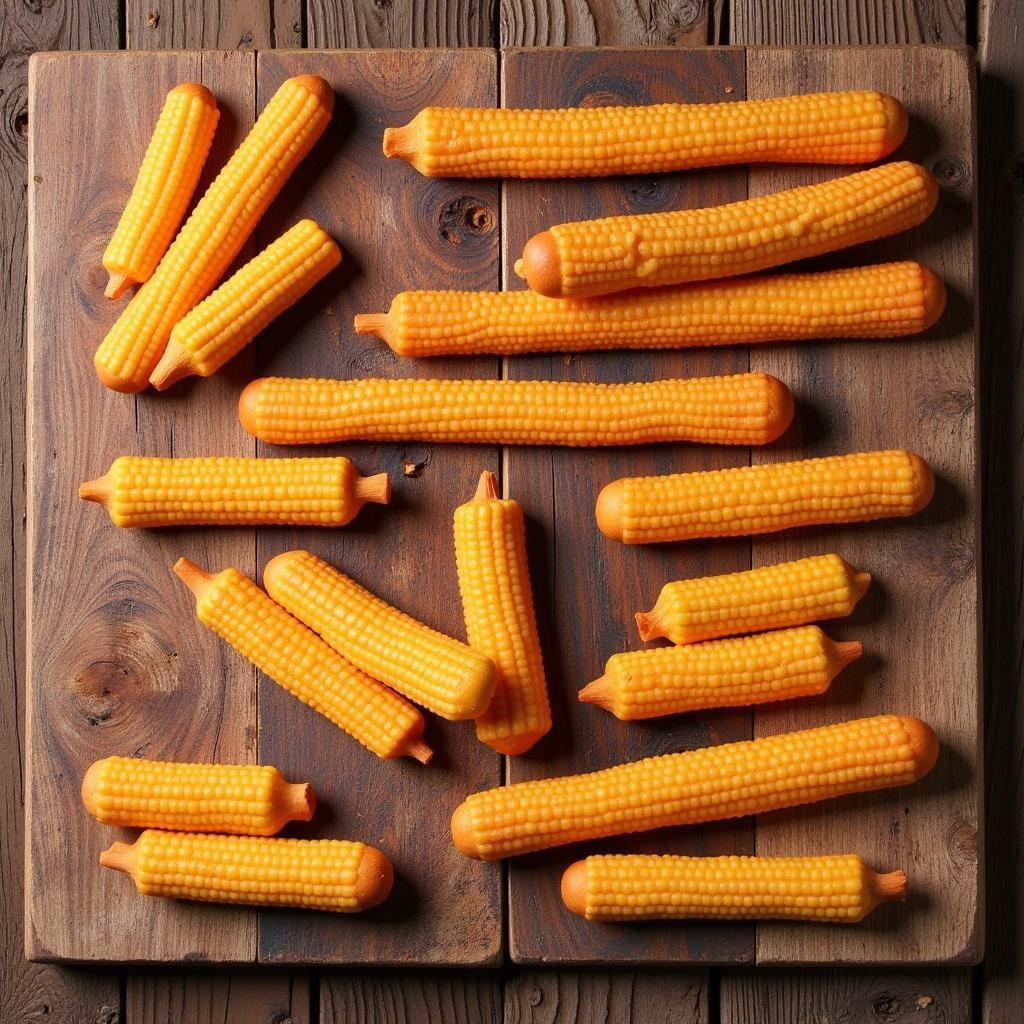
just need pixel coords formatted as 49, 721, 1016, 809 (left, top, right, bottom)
125, 0, 301, 48
308, 1, 497, 47
745, 46, 980, 966
253, 47, 503, 966
320, 973, 501, 1023
499, 0, 710, 45
125, 971, 309, 1023
502, 45, 754, 967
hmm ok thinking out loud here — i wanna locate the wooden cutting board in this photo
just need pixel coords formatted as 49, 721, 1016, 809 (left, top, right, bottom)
25, 45, 979, 967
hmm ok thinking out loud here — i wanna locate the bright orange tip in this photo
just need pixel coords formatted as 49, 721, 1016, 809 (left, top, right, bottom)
450, 802, 481, 858
94, 352, 147, 393
634, 610, 657, 641
353, 846, 394, 910
80, 760, 103, 816
404, 738, 434, 765
353, 312, 389, 340
919, 266, 947, 330
520, 231, 563, 297
99, 840, 135, 874
875, 869, 909, 901
899, 716, 939, 780
238, 379, 264, 437
173, 556, 215, 598
474, 470, 499, 502
149, 339, 195, 390
290, 75, 334, 116
906, 452, 935, 513
878, 94, 909, 157
382, 124, 411, 160
284, 782, 316, 822
79, 472, 112, 505
835, 640, 864, 667
578, 675, 612, 709
560, 860, 588, 916
595, 479, 626, 542
917, 163, 940, 218
353, 472, 391, 507
104, 271, 133, 300
764, 375, 795, 442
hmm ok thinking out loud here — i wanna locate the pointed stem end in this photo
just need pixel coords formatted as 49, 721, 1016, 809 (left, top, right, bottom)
473, 470, 500, 503
99, 840, 135, 875
104, 271, 133, 300
79, 472, 113, 505
150, 339, 196, 391
173, 557, 215, 599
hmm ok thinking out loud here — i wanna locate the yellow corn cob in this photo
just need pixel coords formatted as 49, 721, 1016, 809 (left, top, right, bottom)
100, 831, 393, 912
515, 161, 938, 299
173, 558, 431, 763
580, 625, 862, 721
355, 262, 945, 358
263, 550, 496, 721
81, 756, 314, 835
383, 91, 908, 179
103, 83, 220, 299
450, 714, 938, 860
596, 450, 934, 545
561, 854, 907, 923
454, 471, 551, 755
94, 75, 333, 393
238, 374, 794, 447
150, 219, 341, 389
79, 456, 389, 528
637, 553, 872, 645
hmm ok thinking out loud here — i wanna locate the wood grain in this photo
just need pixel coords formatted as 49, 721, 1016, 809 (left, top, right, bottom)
746, 46, 980, 965
307, 1, 496, 47
730, 0, 965, 43
253, 48, 502, 966
719, 967, 973, 1023
502, 47, 753, 967
500, 0, 709, 45
504, 971, 707, 1023
125, 0, 301, 47
978, 0, 1024, 1019
320, 973, 501, 1023
26, 49, 259, 964
126, 971, 310, 1023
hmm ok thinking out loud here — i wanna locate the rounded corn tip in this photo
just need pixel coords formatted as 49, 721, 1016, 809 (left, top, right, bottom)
906, 452, 935, 513
79, 472, 112, 505
450, 803, 481, 858
149, 339, 196, 391
520, 231, 563, 297
916, 163, 941, 218
852, 570, 872, 600
560, 860, 588, 916
473, 470, 499, 502
354, 472, 392, 507
354, 846, 394, 910
237, 379, 264, 437
262, 550, 300, 594
898, 716, 939, 780
919, 266, 947, 331
80, 758, 105, 817
99, 840, 136, 875
878, 94, 909, 157
289, 75, 334, 115
173, 557, 215, 598
595, 479, 626, 542
874, 869, 909, 901
764, 376, 795, 443
94, 352, 147, 394
104, 271, 133, 300
170, 82, 218, 109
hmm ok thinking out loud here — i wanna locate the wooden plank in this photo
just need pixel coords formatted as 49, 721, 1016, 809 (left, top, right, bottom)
719, 967, 973, 1023
501, 46, 753, 967
320, 973, 502, 1023
254, 48, 502, 966
504, 971, 707, 1023
499, 0, 709, 45
126, 971, 310, 1023
978, 0, 1024, 1019
730, 0, 966, 44
308, 1, 496, 47
746, 46, 979, 964
125, 0, 301, 47
26, 49, 258, 964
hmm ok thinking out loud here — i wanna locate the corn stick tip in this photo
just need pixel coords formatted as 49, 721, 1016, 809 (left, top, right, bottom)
879, 94, 909, 156
353, 312, 390, 342
404, 738, 434, 765
578, 675, 613, 710
79, 472, 112, 505
173, 557, 215, 598
899, 716, 939, 780
170, 82, 218, 109
852, 570, 872, 600
289, 75, 334, 115
595, 479, 626, 542
906, 452, 935, 514
150, 339, 196, 390
94, 353, 147, 393
284, 782, 316, 822
764, 376, 795, 443
917, 162, 940, 217
513, 258, 526, 279
919, 265, 947, 330
354, 471, 391, 507
834, 639, 864, 668
103, 271, 133, 300
560, 860, 588, 916
262, 550, 300, 596
520, 231, 563, 297
450, 802, 482, 858
473, 470, 499, 503
354, 846, 394, 910
874, 868, 908, 902
80, 759, 105, 817
99, 840, 136, 875
634, 607, 663, 642
238, 379, 264, 437
382, 123, 413, 161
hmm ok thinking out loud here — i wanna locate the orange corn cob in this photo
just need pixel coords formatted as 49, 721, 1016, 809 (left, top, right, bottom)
238, 374, 794, 447
454, 471, 551, 754
355, 262, 945, 358
103, 83, 220, 299
637, 553, 871, 645
80, 456, 389, 528
451, 714, 938, 860
100, 831, 393, 912
516, 161, 938, 299
561, 854, 907, 923
95, 75, 333, 393
263, 550, 496, 721
580, 625, 861, 721
596, 450, 934, 545
81, 756, 314, 835
383, 91, 908, 178
173, 558, 431, 763
151, 219, 341, 389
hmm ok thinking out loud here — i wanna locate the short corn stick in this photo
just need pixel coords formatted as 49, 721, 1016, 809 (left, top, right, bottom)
100, 831, 393, 912
580, 625, 862, 720
383, 91, 908, 179
95, 75, 333, 393
596, 450, 934, 545
355, 262, 945, 358
263, 550, 496, 721
103, 83, 220, 299
173, 558, 431, 763
450, 714, 938, 859
637, 553, 871, 645
151, 219, 341, 389
80, 456, 389, 528
516, 161, 938, 299
81, 756, 314, 835
454, 471, 551, 754
238, 374, 794, 447
561, 854, 907, 923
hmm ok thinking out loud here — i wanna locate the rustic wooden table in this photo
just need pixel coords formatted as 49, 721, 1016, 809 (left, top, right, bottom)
2, 1, 1020, 1021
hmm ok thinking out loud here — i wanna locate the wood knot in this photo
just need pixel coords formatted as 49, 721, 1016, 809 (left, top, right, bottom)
528, 987, 543, 1006
931, 155, 969, 190
15, 109, 28, 138
73, 661, 136, 726
351, 345, 397, 375
948, 821, 978, 865
872, 994, 902, 1021
147, 10, 159, 27
673, 0, 703, 31
437, 196, 494, 245
624, 177, 671, 212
